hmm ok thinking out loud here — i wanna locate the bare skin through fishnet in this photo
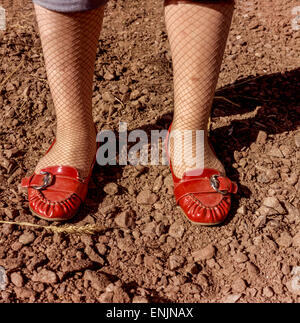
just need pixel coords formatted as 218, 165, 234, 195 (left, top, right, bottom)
34, 5, 105, 179
164, 0, 234, 178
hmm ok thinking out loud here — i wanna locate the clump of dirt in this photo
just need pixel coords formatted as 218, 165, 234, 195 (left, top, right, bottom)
0, 0, 299, 303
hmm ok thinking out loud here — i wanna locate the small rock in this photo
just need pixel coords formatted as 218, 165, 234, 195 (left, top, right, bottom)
267, 147, 283, 158
95, 243, 107, 255
18, 232, 35, 245
169, 255, 185, 270
168, 223, 185, 240
10, 272, 24, 287
281, 264, 290, 275
254, 214, 267, 228
284, 201, 300, 223
233, 252, 248, 263
232, 278, 247, 293
130, 89, 141, 101
85, 245, 105, 264
136, 189, 158, 205
257, 197, 285, 216
132, 296, 149, 303
119, 84, 129, 94
32, 269, 57, 284
80, 234, 93, 246
222, 294, 242, 303
294, 132, 300, 148
99, 291, 113, 303
263, 286, 274, 298
112, 286, 131, 303
155, 222, 166, 236
153, 175, 163, 192
237, 205, 247, 215
83, 270, 111, 291
114, 210, 134, 228
102, 91, 115, 103
256, 130, 267, 144
192, 244, 216, 261
246, 262, 260, 276
104, 71, 115, 81
0, 266, 7, 291
292, 231, 300, 248
163, 174, 173, 187
144, 255, 157, 269
286, 266, 300, 296
286, 173, 298, 186
142, 222, 156, 235
103, 183, 118, 195
14, 287, 35, 300
277, 232, 293, 248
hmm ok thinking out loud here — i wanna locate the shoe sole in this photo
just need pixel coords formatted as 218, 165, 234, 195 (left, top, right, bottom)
179, 207, 224, 226
29, 206, 75, 222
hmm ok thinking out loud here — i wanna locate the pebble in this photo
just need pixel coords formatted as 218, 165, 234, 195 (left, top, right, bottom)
142, 222, 156, 235
267, 147, 284, 158
237, 205, 247, 215
85, 245, 105, 264
99, 291, 113, 303
169, 255, 185, 270
18, 232, 35, 245
254, 214, 267, 228
10, 272, 24, 287
263, 286, 274, 298
233, 252, 249, 263
104, 71, 115, 81
222, 294, 242, 303
114, 210, 134, 228
232, 278, 247, 293
132, 296, 149, 303
102, 91, 115, 103
192, 244, 216, 261
130, 89, 141, 101
103, 183, 118, 195
277, 232, 293, 248
152, 175, 163, 192
281, 264, 290, 275
294, 132, 300, 148
292, 231, 300, 248
257, 196, 285, 216
0, 266, 7, 291
136, 189, 158, 205
32, 269, 57, 284
256, 130, 267, 144
83, 270, 111, 292
246, 262, 260, 276
119, 84, 129, 94
286, 266, 300, 296
168, 223, 185, 240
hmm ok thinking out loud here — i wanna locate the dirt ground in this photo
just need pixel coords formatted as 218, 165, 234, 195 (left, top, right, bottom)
0, 0, 299, 303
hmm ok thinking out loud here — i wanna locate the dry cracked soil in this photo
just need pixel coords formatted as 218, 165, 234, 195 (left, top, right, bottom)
0, 0, 299, 303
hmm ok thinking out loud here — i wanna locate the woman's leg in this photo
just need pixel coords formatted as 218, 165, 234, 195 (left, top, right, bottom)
164, 0, 234, 178
33, 3, 105, 178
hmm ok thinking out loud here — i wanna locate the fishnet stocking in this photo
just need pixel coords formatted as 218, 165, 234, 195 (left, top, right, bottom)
164, 0, 234, 178
34, 4, 105, 178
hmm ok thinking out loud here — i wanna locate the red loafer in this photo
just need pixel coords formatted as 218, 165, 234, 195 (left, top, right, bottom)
21, 141, 97, 221
165, 125, 238, 226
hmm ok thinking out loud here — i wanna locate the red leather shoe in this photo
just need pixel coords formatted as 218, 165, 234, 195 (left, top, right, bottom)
165, 125, 238, 226
21, 141, 97, 221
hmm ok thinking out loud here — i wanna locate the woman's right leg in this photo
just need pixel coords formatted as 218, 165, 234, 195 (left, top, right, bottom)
22, 1, 107, 221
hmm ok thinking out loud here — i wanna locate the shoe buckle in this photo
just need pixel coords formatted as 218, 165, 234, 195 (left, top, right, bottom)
31, 171, 53, 190
210, 174, 228, 195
